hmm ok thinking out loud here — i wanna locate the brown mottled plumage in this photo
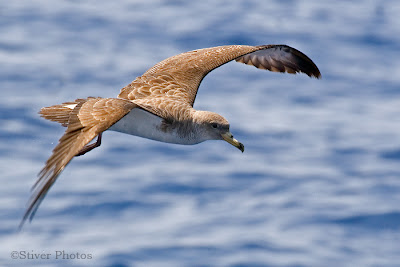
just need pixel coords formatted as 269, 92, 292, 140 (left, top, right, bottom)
20, 44, 320, 229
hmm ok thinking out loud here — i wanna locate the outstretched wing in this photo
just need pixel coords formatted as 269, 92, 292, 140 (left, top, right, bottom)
118, 45, 320, 108
20, 97, 137, 229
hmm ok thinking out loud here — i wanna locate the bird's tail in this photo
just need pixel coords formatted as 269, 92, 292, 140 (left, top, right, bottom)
21, 97, 138, 230
39, 98, 90, 127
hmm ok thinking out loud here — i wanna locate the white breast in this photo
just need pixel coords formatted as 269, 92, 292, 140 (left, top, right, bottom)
108, 108, 196, 145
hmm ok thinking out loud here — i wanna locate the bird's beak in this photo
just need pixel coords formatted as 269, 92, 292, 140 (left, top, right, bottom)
221, 132, 244, 153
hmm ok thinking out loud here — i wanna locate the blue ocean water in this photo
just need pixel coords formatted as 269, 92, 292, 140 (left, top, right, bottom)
1, 1, 400, 266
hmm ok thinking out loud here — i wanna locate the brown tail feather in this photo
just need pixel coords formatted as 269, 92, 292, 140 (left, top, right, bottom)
20, 97, 137, 230
39, 98, 88, 126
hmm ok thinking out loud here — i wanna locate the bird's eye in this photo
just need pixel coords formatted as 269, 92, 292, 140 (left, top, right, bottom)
211, 123, 218, 129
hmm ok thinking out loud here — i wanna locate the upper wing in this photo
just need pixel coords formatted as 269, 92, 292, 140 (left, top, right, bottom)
20, 97, 137, 229
118, 45, 320, 108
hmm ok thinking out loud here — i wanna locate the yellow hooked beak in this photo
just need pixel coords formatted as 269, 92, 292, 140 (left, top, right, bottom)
221, 132, 244, 153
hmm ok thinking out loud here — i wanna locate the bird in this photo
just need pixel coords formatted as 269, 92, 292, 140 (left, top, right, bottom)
20, 44, 320, 229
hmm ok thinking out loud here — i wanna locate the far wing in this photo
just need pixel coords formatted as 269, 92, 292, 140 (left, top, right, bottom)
118, 45, 320, 108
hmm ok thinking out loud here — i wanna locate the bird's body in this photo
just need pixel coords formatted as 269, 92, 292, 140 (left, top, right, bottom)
110, 108, 171, 142
20, 44, 320, 229
110, 107, 200, 145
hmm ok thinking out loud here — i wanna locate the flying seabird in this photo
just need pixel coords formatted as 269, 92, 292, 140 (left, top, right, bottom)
20, 44, 320, 229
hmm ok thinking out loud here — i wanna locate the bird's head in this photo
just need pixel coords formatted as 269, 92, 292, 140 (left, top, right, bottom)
193, 110, 244, 152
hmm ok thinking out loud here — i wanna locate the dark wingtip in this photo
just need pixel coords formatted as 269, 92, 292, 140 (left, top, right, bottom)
239, 44, 321, 79
307, 62, 321, 79
288, 45, 321, 79
310, 70, 321, 79
275, 45, 319, 79
239, 142, 245, 153
18, 213, 29, 232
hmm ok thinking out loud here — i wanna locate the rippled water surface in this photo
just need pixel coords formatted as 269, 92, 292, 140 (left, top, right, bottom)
1, 1, 400, 266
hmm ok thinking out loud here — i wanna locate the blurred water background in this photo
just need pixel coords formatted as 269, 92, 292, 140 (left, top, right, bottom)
1, 1, 400, 266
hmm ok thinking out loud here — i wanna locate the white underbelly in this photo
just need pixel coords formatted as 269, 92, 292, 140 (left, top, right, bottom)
108, 108, 194, 145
